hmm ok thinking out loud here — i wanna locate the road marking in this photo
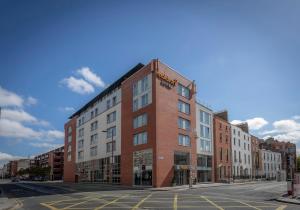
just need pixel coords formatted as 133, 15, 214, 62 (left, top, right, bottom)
132, 193, 152, 210
235, 200, 262, 210
173, 193, 178, 210
200, 196, 224, 210
94, 195, 128, 210
46, 196, 91, 206
61, 197, 99, 209
40, 202, 59, 210
276, 205, 287, 210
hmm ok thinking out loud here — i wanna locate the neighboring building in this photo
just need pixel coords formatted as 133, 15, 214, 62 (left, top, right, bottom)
251, 135, 262, 178
195, 103, 214, 182
261, 138, 296, 180
35, 146, 64, 180
231, 123, 252, 179
260, 149, 282, 180
213, 111, 232, 182
64, 117, 77, 182
66, 59, 197, 187
17, 159, 31, 172
9, 161, 18, 177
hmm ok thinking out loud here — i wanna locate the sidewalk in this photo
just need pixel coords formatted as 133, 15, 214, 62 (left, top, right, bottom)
149, 180, 260, 191
276, 195, 300, 205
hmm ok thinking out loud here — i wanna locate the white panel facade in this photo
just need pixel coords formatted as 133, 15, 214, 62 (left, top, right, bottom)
195, 103, 213, 156
231, 124, 252, 177
260, 149, 282, 179
76, 88, 122, 163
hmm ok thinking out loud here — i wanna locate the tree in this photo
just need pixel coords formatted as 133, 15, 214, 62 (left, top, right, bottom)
297, 156, 300, 172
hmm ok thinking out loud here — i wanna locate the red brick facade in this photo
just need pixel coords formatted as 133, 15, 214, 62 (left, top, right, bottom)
64, 118, 77, 182
213, 113, 232, 182
121, 59, 197, 187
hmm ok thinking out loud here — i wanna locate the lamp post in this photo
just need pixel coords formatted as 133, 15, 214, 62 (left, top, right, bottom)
102, 129, 114, 185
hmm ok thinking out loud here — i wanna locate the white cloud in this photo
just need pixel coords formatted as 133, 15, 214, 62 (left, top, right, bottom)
59, 106, 75, 112
29, 142, 63, 149
26, 96, 37, 106
259, 117, 300, 143
61, 76, 94, 94
77, 67, 105, 88
0, 152, 24, 161
45, 130, 64, 139
0, 86, 23, 107
0, 119, 42, 139
231, 117, 268, 130
293, 115, 300, 120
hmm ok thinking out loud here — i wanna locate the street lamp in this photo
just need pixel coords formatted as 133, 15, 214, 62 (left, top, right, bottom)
102, 129, 114, 185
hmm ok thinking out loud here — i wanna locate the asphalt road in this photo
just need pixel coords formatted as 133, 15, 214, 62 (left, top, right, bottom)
0, 181, 299, 210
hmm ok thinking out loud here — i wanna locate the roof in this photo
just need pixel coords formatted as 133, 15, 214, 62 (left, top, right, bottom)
69, 63, 145, 119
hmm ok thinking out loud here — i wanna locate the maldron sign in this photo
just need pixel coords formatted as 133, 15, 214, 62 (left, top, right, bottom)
156, 70, 177, 89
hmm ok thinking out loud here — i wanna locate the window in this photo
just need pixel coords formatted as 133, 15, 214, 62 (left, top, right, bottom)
234, 150, 237, 162
220, 148, 223, 161
141, 93, 148, 107
178, 134, 190, 146
106, 99, 111, 109
67, 145, 71, 152
67, 152, 71, 161
200, 111, 210, 125
90, 146, 97, 157
95, 108, 98, 116
133, 113, 147, 129
90, 134, 98, 145
234, 138, 236, 145
112, 96, 117, 106
133, 83, 138, 96
178, 100, 190, 114
200, 125, 210, 139
248, 144, 250, 151
244, 154, 246, 164
91, 111, 94, 119
106, 141, 116, 152
133, 99, 138, 111
78, 128, 84, 137
78, 151, 83, 160
133, 132, 147, 145
238, 131, 240, 136
141, 76, 149, 92
68, 126, 72, 134
68, 135, 72, 143
226, 149, 229, 161
239, 151, 241, 162
178, 117, 190, 130
244, 143, 246, 150
177, 83, 190, 98
107, 111, 116, 124
233, 129, 236, 134
91, 121, 98, 131
200, 139, 211, 152
107, 126, 116, 138
78, 140, 84, 149
248, 155, 250, 164
174, 151, 190, 165
238, 139, 240, 147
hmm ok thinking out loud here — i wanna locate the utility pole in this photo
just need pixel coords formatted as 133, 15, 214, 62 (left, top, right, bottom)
102, 129, 114, 185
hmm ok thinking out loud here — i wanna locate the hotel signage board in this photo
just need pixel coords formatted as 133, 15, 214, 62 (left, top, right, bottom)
156, 70, 177, 89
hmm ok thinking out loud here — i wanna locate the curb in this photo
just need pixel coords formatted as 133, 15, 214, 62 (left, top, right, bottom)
275, 197, 300, 205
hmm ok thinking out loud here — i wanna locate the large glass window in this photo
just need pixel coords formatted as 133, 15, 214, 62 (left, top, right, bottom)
91, 121, 98, 131
107, 126, 116, 138
177, 83, 190, 98
106, 141, 116, 153
178, 117, 190, 130
174, 151, 190, 165
78, 139, 84, 149
133, 132, 148, 145
90, 146, 97, 157
90, 134, 98, 145
141, 93, 148, 107
78, 151, 83, 160
133, 113, 147, 129
200, 111, 211, 125
178, 134, 190, 146
107, 111, 116, 124
200, 125, 211, 139
200, 139, 211, 152
178, 100, 190, 114
133, 149, 152, 186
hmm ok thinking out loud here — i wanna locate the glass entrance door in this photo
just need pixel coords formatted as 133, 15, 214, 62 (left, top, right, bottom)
175, 169, 189, 185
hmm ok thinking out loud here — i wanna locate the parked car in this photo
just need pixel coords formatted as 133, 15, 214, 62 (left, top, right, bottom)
11, 177, 19, 182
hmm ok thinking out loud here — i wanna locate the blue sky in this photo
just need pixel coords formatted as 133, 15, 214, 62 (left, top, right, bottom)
0, 0, 300, 166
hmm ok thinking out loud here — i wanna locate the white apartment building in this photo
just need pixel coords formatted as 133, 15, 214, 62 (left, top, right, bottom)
195, 103, 213, 182
75, 87, 122, 183
260, 149, 282, 180
231, 124, 252, 178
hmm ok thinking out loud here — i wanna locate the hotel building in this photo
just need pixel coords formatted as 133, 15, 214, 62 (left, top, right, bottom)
231, 123, 252, 179
65, 59, 198, 187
